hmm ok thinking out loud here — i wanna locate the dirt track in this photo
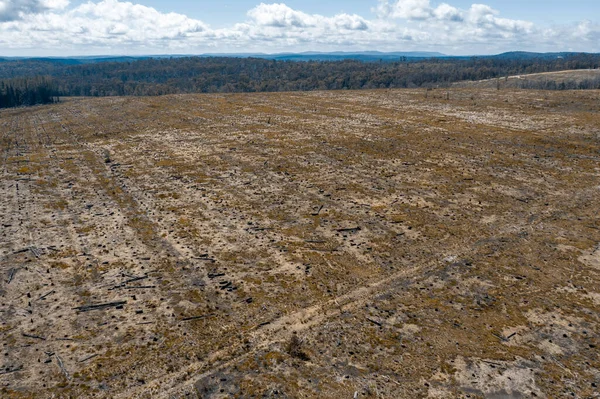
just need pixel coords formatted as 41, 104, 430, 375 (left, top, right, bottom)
1, 89, 599, 398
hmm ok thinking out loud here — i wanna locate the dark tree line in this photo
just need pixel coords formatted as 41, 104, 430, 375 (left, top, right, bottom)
0, 53, 599, 106
48, 54, 600, 96
55, 55, 600, 96
0, 77, 59, 109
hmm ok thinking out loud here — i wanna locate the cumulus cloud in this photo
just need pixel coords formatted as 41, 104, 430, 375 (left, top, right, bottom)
376, 0, 462, 21
248, 3, 313, 28
0, 0, 598, 55
0, 0, 68, 21
377, 0, 433, 20
374, 0, 535, 45
0, 0, 208, 50
433, 3, 462, 22
247, 3, 368, 31
377, 0, 532, 31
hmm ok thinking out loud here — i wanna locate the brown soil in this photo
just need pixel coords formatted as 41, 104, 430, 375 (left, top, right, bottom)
1, 88, 599, 398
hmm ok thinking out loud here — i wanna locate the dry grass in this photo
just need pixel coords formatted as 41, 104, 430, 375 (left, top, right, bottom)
0, 88, 599, 398
453, 68, 600, 89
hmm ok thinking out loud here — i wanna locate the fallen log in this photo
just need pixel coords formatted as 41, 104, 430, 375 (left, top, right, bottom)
7, 268, 16, 284
55, 354, 70, 380
74, 301, 126, 312
195, 258, 216, 263
336, 227, 361, 233
123, 275, 148, 284
37, 290, 56, 301
366, 318, 382, 327
181, 314, 214, 322
0, 365, 23, 375
29, 247, 41, 258
22, 333, 46, 340
246, 227, 273, 232
78, 354, 98, 363
311, 205, 324, 216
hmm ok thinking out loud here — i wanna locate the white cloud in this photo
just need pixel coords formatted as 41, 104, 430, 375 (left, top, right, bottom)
248, 3, 314, 28
376, 0, 462, 21
247, 3, 368, 31
377, 0, 532, 31
433, 3, 462, 22
375, 0, 535, 45
0, 0, 598, 55
465, 4, 532, 34
0, 0, 68, 21
383, 0, 433, 20
0, 0, 208, 51
40, 0, 68, 9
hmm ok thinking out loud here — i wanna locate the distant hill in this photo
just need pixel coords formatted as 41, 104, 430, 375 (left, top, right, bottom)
0, 51, 447, 64
2, 51, 600, 64
205, 51, 447, 62
0, 56, 151, 65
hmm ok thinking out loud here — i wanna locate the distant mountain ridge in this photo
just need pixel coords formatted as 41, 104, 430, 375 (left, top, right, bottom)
2, 51, 596, 65
0, 52, 446, 64
204, 51, 448, 61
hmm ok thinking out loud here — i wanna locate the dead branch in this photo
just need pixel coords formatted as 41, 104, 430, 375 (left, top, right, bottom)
55, 354, 70, 380
37, 290, 56, 301
366, 318, 382, 327
181, 314, 214, 322
124, 275, 148, 284
336, 227, 361, 233
311, 205, 324, 216
22, 333, 46, 340
74, 301, 126, 312
7, 268, 16, 284
78, 354, 98, 363
0, 365, 23, 375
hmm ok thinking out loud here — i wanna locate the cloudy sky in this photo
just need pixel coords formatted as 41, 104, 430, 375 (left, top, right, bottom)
0, 0, 598, 56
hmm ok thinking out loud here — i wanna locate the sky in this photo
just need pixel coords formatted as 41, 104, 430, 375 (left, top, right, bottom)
0, 0, 599, 56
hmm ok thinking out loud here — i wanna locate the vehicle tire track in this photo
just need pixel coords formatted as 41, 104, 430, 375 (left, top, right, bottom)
117, 258, 441, 399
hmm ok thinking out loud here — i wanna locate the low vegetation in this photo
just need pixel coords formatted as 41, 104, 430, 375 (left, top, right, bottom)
0, 88, 598, 398
454, 69, 600, 90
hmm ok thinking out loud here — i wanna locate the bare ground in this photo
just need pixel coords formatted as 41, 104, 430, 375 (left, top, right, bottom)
1, 89, 599, 398
452, 69, 600, 89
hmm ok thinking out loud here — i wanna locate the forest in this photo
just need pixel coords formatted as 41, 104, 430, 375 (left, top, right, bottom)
0, 52, 599, 108
0, 77, 59, 109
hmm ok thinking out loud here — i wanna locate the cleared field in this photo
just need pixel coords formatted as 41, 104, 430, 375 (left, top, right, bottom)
453, 69, 600, 89
1, 89, 599, 398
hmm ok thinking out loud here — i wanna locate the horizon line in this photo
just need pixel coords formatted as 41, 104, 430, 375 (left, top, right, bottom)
2, 50, 599, 59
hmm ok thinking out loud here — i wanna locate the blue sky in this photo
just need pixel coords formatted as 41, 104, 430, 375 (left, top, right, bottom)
0, 0, 599, 56
117, 0, 599, 27
62, 0, 600, 27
